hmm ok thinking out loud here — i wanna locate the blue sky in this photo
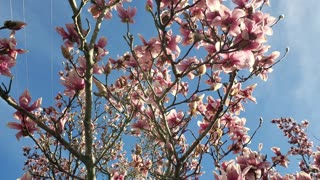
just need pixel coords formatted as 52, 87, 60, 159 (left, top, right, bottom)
1, 0, 320, 179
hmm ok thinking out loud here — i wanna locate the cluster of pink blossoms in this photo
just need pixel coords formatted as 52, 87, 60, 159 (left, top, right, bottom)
213, 118, 320, 179
0, 22, 26, 77
271, 118, 320, 178
56, 24, 108, 97
0, 21, 38, 140
7, 90, 42, 140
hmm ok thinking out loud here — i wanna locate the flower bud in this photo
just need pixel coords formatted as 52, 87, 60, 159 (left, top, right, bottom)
146, 0, 153, 11
0, 20, 26, 30
135, 144, 142, 155
93, 78, 107, 97
104, 62, 112, 75
230, 87, 239, 96
189, 102, 197, 116
61, 45, 72, 60
279, 14, 285, 20
195, 94, 205, 101
210, 83, 222, 91
193, 33, 204, 42
198, 64, 206, 75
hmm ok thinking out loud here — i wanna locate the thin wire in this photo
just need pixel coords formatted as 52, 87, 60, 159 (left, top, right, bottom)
9, 0, 13, 20
9, 0, 19, 97
50, 0, 54, 102
23, 0, 29, 89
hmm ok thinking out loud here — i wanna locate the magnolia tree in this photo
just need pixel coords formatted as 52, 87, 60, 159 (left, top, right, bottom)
0, 0, 319, 179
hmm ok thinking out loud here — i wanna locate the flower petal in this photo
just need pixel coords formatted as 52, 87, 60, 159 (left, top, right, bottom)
206, 0, 220, 12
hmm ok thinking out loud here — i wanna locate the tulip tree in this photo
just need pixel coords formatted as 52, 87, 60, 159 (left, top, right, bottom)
1, 0, 319, 179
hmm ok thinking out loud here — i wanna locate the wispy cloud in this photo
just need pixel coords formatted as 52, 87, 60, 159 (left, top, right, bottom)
274, 0, 320, 132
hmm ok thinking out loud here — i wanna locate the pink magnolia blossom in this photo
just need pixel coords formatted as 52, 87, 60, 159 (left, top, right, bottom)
78, 56, 103, 74
137, 34, 161, 58
55, 115, 68, 134
88, 0, 112, 19
179, 25, 193, 46
237, 83, 258, 103
135, 34, 162, 70
18, 89, 42, 112
259, 68, 273, 81
56, 24, 82, 50
7, 117, 38, 140
217, 50, 254, 73
251, 0, 271, 9
152, 69, 173, 96
117, 53, 137, 69
251, 12, 276, 36
203, 42, 217, 55
205, 71, 222, 91
197, 120, 209, 134
166, 109, 184, 128
177, 57, 200, 79
0, 33, 27, 59
128, 50, 152, 71
116, 5, 137, 23
296, 172, 311, 180
311, 151, 320, 171
235, 19, 266, 51
14, 89, 42, 120
189, 2, 206, 19
94, 36, 109, 61
0, 55, 16, 77
271, 147, 289, 168
206, 0, 221, 12
219, 114, 251, 152
0, 31, 27, 76
131, 119, 150, 135
229, 100, 245, 115
206, 96, 221, 116
228, 118, 250, 146
259, 51, 280, 68
236, 147, 270, 179
7, 90, 41, 140
60, 69, 85, 97
169, 81, 189, 97
163, 30, 182, 59
252, 51, 279, 81
214, 160, 252, 180
220, 9, 246, 36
